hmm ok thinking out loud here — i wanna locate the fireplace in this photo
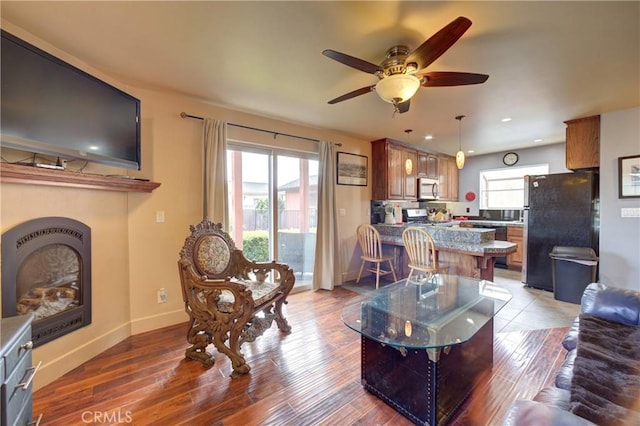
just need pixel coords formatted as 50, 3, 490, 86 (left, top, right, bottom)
2, 217, 92, 347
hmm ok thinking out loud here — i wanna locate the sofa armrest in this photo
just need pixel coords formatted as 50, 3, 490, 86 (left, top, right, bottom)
585, 285, 640, 325
579, 282, 607, 313
503, 400, 597, 426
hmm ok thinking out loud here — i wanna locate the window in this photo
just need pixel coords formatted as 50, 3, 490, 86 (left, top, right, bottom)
479, 164, 549, 209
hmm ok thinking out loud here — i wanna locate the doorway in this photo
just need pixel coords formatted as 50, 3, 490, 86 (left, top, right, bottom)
226, 145, 318, 291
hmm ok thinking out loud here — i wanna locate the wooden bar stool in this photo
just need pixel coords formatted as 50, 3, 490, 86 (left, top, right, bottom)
356, 224, 398, 289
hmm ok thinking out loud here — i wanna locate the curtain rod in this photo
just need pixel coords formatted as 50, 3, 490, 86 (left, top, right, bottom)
180, 112, 341, 146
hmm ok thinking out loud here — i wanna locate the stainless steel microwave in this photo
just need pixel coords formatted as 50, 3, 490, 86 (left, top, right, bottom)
418, 177, 439, 200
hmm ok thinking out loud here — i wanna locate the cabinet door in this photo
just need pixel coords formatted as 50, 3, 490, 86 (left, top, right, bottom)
437, 156, 459, 201
387, 144, 404, 199
507, 227, 523, 269
438, 156, 449, 200
426, 155, 438, 179
403, 149, 417, 200
565, 115, 600, 170
448, 157, 459, 201
418, 153, 428, 177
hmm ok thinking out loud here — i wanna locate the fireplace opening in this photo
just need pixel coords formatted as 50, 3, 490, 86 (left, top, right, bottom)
2, 217, 92, 347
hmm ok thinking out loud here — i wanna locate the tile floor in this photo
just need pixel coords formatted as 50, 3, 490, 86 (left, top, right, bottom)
491, 268, 580, 332
341, 268, 582, 333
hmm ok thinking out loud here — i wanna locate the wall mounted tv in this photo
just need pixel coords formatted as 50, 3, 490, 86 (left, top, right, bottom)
1, 29, 141, 170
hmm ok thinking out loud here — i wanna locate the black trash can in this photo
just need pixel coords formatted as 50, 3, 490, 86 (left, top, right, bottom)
549, 246, 598, 304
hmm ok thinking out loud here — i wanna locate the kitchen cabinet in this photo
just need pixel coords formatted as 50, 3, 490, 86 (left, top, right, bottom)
437, 155, 459, 201
507, 226, 524, 270
418, 153, 438, 179
371, 139, 417, 200
564, 115, 600, 170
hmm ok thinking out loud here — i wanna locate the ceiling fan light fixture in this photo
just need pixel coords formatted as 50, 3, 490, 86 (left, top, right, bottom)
375, 74, 420, 104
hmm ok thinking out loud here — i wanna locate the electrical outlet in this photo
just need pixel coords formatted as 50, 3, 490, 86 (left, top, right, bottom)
155, 211, 165, 223
157, 288, 167, 303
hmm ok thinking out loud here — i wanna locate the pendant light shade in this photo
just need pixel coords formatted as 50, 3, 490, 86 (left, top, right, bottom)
455, 115, 466, 170
456, 149, 465, 169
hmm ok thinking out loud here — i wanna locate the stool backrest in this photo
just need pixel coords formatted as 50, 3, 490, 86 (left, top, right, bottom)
357, 224, 384, 260
402, 226, 437, 271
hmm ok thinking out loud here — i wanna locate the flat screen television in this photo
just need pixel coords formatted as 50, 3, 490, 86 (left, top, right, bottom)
1, 29, 141, 170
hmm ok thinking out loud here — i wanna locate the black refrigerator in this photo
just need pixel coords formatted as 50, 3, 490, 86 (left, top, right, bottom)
522, 171, 599, 291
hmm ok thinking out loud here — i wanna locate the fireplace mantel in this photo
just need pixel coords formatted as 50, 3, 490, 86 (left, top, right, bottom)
0, 163, 161, 193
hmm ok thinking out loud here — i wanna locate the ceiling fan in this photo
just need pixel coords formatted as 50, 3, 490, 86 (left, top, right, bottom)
323, 16, 489, 114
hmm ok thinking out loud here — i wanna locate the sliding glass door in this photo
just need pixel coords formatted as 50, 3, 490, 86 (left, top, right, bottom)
226, 145, 318, 291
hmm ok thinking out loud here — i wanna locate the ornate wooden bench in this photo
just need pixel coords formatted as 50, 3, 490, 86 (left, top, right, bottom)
178, 219, 295, 376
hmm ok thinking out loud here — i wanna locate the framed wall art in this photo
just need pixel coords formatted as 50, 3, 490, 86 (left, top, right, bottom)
618, 155, 640, 198
337, 152, 368, 186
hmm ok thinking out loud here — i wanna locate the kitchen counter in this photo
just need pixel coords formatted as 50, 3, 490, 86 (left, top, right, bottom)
459, 220, 524, 227
374, 223, 517, 281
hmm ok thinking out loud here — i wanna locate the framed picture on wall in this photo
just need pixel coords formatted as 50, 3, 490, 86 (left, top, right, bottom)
618, 155, 640, 198
337, 152, 367, 186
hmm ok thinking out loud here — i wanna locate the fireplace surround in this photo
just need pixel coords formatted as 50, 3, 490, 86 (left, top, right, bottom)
2, 217, 92, 347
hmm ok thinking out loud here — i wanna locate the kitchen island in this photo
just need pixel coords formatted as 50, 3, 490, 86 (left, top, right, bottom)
374, 223, 517, 281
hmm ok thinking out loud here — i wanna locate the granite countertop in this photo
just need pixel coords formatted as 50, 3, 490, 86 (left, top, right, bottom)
374, 223, 517, 256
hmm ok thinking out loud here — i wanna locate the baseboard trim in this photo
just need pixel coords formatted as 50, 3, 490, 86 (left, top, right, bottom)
33, 310, 188, 390
33, 322, 131, 390
130, 309, 188, 335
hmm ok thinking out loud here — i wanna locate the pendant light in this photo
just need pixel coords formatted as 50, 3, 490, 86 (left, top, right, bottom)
455, 115, 466, 170
404, 129, 413, 174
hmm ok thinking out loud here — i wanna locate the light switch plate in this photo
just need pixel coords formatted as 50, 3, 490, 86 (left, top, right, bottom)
621, 207, 640, 218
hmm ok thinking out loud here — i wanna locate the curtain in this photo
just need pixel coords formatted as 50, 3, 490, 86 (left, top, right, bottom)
312, 140, 341, 291
203, 118, 229, 226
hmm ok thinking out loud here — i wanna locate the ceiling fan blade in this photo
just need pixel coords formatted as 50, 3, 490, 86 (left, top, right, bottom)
405, 17, 472, 70
396, 100, 411, 113
328, 85, 375, 104
420, 71, 489, 87
322, 49, 383, 75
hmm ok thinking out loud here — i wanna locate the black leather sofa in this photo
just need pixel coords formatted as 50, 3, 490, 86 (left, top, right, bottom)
503, 283, 640, 425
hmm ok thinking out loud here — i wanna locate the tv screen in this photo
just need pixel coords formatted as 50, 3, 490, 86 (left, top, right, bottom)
1, 30, 141, 170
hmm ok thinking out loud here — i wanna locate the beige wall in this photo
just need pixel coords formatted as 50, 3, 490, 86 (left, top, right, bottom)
1, 185, 133, 388
1, 23, 373, 389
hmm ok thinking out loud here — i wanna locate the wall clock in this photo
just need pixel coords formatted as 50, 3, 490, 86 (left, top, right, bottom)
503, 152, 519, 166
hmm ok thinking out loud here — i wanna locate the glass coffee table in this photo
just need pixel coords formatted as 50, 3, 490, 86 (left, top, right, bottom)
342, 274, 511, 426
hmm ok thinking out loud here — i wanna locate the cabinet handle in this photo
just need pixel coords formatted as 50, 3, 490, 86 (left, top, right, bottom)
16, 361, 41, 390
28, 413, 43, 426
21, 340, 34, 351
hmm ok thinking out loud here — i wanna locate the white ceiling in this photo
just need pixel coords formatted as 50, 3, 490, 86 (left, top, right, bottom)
2, 1, 639, 157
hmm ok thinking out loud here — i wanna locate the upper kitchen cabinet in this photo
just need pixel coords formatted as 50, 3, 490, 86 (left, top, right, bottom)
418, 152, 438, 179
371, 139, 417, 200
564, 115, 600, 170
437, 155, 459, 201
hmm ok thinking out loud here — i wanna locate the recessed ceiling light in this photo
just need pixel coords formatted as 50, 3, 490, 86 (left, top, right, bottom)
467, 150, 475, 154
501, 117, 512, 123
534, 138, 543, 143
424, 135, 433, 140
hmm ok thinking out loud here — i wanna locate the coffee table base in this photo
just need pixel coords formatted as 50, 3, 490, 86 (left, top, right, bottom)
361, 319, 494, 425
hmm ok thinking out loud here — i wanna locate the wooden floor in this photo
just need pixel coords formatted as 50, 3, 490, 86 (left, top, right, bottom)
33, 287, 569, 425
